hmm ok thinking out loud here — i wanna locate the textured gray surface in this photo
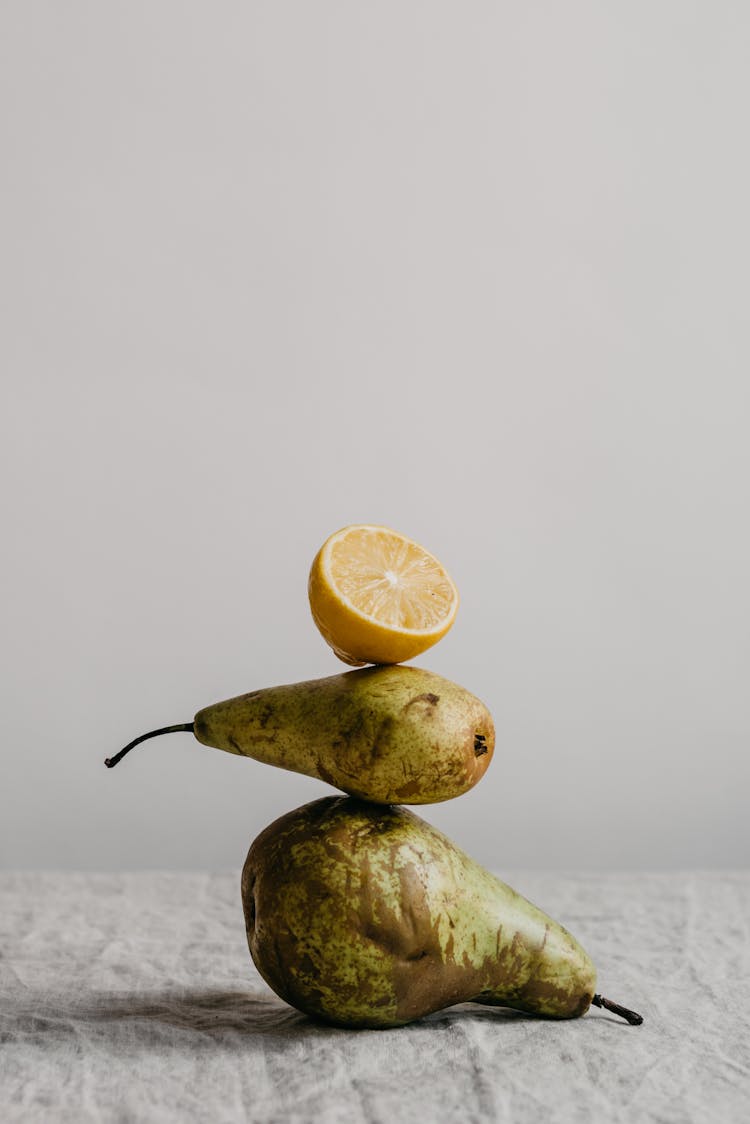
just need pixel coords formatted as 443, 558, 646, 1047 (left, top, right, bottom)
1, 870, 749, 1123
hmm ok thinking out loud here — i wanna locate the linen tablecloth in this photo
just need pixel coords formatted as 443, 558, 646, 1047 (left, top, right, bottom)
2, 870, 748, 1122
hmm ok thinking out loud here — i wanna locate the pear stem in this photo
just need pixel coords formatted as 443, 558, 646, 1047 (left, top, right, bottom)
591, 994, 643, 1025
104, 724, 194, 768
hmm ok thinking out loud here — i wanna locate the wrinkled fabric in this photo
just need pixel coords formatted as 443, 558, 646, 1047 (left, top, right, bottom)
1, 870, 748, 1123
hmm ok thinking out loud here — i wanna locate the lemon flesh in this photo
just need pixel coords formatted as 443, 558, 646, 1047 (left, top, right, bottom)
308, 525, 459, 666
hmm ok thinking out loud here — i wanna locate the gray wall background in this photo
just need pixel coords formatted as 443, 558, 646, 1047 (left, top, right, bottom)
2, 2, 748, 871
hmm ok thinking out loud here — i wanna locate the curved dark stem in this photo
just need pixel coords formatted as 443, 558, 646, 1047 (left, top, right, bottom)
592, 994, 643, 1025
104, 724, 194, 768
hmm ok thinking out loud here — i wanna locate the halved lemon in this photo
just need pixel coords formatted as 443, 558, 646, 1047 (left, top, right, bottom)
308, 524, 459, 666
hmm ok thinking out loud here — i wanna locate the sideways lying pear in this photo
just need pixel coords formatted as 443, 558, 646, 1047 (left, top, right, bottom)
105, 665, 494, 805
242, 796, 643, 1029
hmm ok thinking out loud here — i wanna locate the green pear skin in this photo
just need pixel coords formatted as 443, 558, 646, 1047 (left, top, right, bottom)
193, 665, 494, 805
242, 796, 597, 1028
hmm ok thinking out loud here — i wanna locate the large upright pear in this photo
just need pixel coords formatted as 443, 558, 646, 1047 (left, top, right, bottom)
242, 797, 642, 1028
106, 665, 494, 805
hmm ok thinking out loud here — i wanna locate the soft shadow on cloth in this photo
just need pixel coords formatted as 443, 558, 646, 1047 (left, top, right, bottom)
4, 988, 538, 1048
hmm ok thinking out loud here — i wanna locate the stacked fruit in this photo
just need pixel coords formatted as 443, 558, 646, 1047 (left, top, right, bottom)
107, 525, 641, 1028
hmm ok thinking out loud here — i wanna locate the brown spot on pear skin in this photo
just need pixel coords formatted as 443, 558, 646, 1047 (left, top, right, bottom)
393, 779, 423, 800
403, 693, 440, 710
316, 761, 337, 788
